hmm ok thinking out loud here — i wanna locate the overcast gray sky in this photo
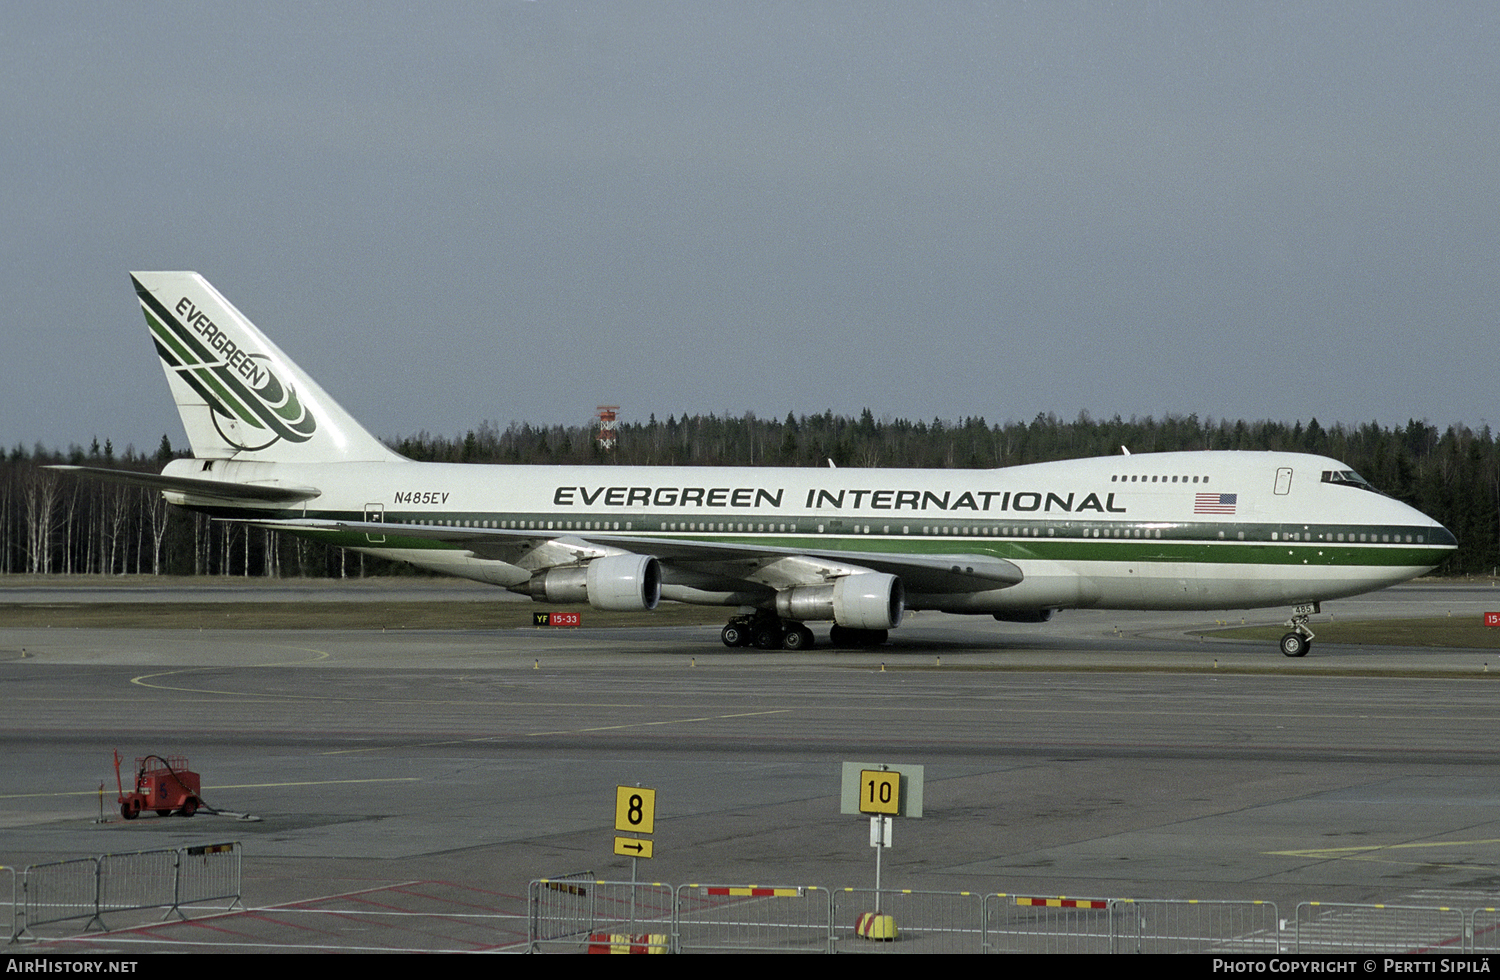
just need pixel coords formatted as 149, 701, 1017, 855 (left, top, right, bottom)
4, 2, 1496, 457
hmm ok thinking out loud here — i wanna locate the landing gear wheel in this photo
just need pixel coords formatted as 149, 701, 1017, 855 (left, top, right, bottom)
753, 625, 784, 650
121, 799, 141, 820
783, 624, 815, 650
180, 797, 199, 818
1280, 632, 1311, 658
721, 623, 749, 647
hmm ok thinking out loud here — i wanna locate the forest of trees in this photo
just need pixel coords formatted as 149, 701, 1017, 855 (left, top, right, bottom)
3, 410, 1497, 579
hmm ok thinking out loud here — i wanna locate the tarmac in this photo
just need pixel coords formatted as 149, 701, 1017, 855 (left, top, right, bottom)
2, 578, 1499, 953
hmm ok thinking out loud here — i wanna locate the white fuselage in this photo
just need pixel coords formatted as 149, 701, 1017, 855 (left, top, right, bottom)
164, 449, 1454, 615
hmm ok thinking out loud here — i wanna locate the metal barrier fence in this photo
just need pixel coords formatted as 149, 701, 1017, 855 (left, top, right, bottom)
99, 847, 180, 919
1295, 901, 1468, 954
832, 888, 982, 954
1111, 899, 1283, 954
528, 870, 595, 948
528, 878, 672, 952
676, 884, 832, 953
984, 893, 1115, 954
3, 865, 16, 943
14, 842, 242, 940
1472, 907, 1500, 954
17, 857, 103, 936
527, 881, 1500, 953
179, 842, 243, 912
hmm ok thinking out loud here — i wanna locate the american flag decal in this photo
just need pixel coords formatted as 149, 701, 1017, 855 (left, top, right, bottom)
1194, 492, 1237, 514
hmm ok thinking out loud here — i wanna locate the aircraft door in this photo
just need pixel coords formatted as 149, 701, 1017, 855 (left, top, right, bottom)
1274, 468, 1293, 495
364, 503, 385, 543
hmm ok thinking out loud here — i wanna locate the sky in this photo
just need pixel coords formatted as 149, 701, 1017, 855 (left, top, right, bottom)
3, 1, 1497, 457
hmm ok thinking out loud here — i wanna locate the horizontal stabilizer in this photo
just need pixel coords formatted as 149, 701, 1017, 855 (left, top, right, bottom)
47, 465, 321, 503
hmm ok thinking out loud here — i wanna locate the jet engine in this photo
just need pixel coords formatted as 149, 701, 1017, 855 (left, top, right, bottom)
775, 572, 905, 630
525, 554, 661, 611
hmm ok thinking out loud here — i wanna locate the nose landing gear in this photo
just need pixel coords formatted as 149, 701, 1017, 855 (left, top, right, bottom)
1279, 603, 1320, 657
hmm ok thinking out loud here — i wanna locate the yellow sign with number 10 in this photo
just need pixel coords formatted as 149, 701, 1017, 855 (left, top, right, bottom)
860, 770, 900, 815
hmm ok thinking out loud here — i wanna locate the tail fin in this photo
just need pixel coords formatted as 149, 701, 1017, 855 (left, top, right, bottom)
132, 272, 401, 463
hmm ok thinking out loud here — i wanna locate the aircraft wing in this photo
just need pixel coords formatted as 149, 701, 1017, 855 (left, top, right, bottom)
248, 518, 1024, 594
47, 465, 322, 503
621, 535, 1023, 593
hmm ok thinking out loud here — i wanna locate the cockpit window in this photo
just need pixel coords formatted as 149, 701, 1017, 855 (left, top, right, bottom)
1321, 470, 1381, 493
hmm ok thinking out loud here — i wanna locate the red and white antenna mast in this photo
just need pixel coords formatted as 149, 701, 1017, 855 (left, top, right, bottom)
595, 405, 620, 451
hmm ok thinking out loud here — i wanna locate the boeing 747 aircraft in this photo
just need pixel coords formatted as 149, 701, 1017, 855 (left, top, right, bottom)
56, 272, 1457, 657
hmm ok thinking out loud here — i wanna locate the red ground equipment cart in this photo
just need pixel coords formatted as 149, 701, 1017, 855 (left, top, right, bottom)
114, 750, 202, 819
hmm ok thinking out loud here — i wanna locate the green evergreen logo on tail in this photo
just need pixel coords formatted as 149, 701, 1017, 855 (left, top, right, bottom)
136, 283, 317, 451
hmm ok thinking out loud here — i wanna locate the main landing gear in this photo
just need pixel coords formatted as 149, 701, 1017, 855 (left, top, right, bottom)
721, 613, 815, 650
1279, 603, 1320, 658
720, 613, 889, 650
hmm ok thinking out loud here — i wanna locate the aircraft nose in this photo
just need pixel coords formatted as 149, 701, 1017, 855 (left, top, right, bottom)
1410, 501, 1459, 552
1401, 498, 1457, 555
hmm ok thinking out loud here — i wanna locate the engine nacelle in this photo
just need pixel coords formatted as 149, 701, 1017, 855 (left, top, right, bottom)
586, 554, 661, 611
992, 608, 1055, 624
525, 555, 662, 611
775, 572, 904, 630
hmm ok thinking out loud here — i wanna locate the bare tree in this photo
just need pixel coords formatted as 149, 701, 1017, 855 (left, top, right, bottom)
23, 467, 60, 574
